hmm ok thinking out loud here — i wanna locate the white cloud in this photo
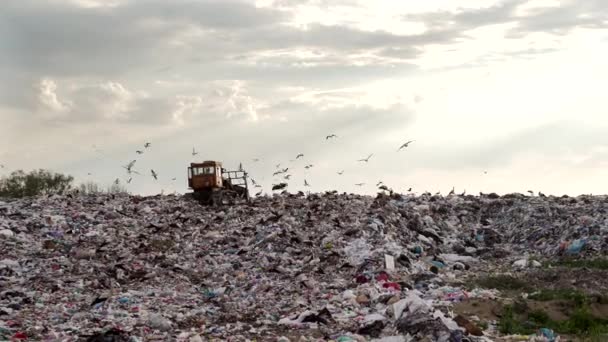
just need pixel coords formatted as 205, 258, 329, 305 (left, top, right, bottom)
37, 78, 71, 115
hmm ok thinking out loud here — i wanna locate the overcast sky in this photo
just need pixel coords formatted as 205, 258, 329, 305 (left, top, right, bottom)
1, 0, 607, 196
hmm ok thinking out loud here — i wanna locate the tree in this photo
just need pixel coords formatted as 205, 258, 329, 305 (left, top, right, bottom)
0, 169, 74, 198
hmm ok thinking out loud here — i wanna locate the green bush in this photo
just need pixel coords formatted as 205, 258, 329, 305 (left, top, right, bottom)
0, 169, 74, 198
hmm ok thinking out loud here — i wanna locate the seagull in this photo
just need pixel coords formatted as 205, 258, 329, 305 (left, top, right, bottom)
127, 177, 132, 184
144, 142, 151, 148
296, 154, 304, 159
397, 140, 414, 151
358, 154, 373, 162
355, 183, 365, 186
239, 163, 243, 171
284, 174, 291, 180
304, 164, 313, 169
254, 184, 262, 188
252, 158, 260, 162
251, 178, 257, 186
379, 185, 390, 191
272, 183, 288, 191
114, 178, 120, 185
255, 190, 263, 196
192, 148, 198, 157
151, 169, 158, 180
136, 150, 144, 155
171, 177, 176, 181
337, 170, 344, 175
449, 187, 455, 195
272, 168, 288, 176
304, 179, 310, 187
527, 190, 534, 196
87, 172, 92, 176
275, 163, 281, 169
376, 181, 384, 187
407, 187, 412, 192
123, 160, 137, 173
326, 134, 337, 140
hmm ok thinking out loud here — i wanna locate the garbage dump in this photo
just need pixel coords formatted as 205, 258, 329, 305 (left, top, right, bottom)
0, 191, 607, 341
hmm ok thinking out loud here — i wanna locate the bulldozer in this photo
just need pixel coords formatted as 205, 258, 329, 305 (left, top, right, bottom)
187, 161, 250, 205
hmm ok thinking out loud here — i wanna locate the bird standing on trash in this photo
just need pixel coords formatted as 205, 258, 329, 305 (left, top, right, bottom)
151, 169, 158, 180
358, 154, 373, 162
397, 140, 414, 151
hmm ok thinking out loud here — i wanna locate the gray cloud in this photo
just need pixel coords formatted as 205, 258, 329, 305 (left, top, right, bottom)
408, 0, 608, 39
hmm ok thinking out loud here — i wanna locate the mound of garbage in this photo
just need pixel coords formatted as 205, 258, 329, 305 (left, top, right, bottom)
0, 192, 606, 341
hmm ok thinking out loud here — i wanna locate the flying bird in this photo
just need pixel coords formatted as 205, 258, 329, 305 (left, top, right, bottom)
136, 150, 144, 155
379, 185, 390, 191
527, 190, 534, 195
144, 142, 151, 148
151, 169, 158, 180
127, 177, 132, 184
171, 177, 176, 181
376, 181, 384, 187
275, 163, 281, 169
284, 174, 291, 180
326, 134, 337, 140
251, 178, 257, 186
397, 140, 415, 151
192, 148, 199, 157
252, 158, 260, 162
304, 164, 314, 169
296, 154, 304, 159
355, 183, 365, 186
358, 154, 373, 162
337, 170, 344, 175
407, 187, 412, 192
304, 179, 310, 187
272, 183, 288, 191
272, 168, 289, 176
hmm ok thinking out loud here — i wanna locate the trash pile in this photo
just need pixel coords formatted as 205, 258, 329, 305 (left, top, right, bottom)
0, 191, 606, 341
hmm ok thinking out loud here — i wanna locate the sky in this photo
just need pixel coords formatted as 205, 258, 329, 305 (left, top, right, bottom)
1, 0, 607, 196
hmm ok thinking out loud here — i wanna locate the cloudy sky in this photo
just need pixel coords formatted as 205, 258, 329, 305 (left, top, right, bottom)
1, 0, 607, 196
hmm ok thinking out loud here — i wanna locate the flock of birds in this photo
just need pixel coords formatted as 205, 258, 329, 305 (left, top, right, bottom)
101, 134, 418, 196
0, 136, 555, 198
242, 135, 417, 196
